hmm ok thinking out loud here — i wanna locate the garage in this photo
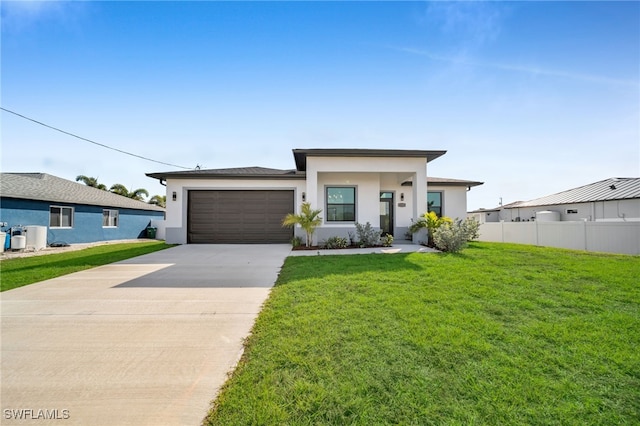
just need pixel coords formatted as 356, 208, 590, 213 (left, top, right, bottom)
187, 190, 294, 243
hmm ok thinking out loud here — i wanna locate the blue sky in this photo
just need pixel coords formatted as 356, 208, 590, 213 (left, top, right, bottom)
2, 1, 638, 211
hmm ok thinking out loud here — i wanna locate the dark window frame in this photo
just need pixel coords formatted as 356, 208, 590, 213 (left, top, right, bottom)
326, 186, 356, 222
427, 191, 444, 217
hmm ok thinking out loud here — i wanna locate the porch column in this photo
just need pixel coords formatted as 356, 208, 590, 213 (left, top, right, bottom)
305, 165, 319, 245
412, 166, 428, 244
413, 167, 427, 219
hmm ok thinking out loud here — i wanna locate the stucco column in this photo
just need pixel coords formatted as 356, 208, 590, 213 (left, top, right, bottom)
305, 164, 319, 246
413, 165, 428, 219
412, 164, 428, 244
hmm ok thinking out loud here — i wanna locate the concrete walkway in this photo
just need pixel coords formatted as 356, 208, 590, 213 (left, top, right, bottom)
1, 244, 291, 426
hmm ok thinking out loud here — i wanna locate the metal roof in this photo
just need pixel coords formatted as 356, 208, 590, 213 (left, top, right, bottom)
1, 173, 165, 212
511, 178, 640, 208
292, 148, 447, 171
146, 166, 304, 180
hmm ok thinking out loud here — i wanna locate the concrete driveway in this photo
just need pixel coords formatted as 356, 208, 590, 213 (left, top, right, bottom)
1, 244, 291, 425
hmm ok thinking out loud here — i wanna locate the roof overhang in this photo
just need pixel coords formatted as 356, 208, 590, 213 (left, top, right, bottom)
146, 169, 306, 181
292, 148, 447, 171
402, 177, 484, 189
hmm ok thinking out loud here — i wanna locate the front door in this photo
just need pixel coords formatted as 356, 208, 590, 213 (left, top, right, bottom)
379, 192, 394, 236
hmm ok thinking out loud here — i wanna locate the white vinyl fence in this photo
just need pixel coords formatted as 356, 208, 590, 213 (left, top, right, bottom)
479, 221, 640, 255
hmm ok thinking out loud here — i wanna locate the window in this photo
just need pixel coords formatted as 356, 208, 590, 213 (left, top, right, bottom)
427, 191, 443, 216
49, 206, 74, 228
102, 209, 119, 227
326, 187, 356, 222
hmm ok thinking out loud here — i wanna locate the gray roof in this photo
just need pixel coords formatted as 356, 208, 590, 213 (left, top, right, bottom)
292, 148, 447, 171
511, 178, 640, 208
148, 149, 449, 180
147, 166, 304, 180
1, 173, 165, 212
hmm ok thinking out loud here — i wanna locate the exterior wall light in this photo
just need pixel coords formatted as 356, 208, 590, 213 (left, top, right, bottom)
302, 192, 306, 202
172, 191, 177, 201
400, 193, 404, 201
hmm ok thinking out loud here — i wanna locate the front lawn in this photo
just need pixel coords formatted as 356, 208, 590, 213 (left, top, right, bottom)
207, 242, 640, 425
0, 241, 173, 292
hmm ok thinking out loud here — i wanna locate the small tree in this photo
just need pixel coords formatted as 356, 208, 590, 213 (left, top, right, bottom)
408, 211, 453, 247
148, 195, 167, 208
282, 203, 323, 248
76, 175, 107, 190
110, 184, 149, 201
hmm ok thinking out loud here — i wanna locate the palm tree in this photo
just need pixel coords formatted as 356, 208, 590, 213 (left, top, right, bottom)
128, 188, 149, 201
148, 195, 166, 208
109, 183, 130, 197
76, 175, 107, 190
109, 184, 149, 201
282, 202, 323, 248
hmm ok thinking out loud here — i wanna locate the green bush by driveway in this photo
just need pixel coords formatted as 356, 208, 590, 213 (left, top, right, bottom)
207, 242, 640, 425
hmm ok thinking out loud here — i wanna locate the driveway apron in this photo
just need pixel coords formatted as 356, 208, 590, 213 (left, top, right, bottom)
1, 244, 291, 425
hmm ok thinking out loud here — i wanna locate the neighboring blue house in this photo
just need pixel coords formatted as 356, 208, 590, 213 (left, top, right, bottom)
0, 173, 165, 245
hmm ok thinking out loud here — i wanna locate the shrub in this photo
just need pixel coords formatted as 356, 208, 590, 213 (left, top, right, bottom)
381, 234, 394, 247
291, 236, 303, 248
433, 218, 480, 253
433, 224, 467, 253
409, 212, 453, 247
323, 236, 349, 249
355, 222, 381, 247
462, 217, 480, 241
408, 217, 427, 235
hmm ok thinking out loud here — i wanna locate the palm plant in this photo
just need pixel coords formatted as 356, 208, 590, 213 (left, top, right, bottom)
128, 188, 149, 201
282, 202, 323, 248
109, 184, 130, 197
76, 175, 107, 190
408, 211, 453, 247
148, 195, 166, 208
109, 184, 149, 201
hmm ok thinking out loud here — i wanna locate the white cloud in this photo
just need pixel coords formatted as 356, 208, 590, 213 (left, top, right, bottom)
1, 1, 87, 32
392, 46, 639, 88
421, 1, 508, 46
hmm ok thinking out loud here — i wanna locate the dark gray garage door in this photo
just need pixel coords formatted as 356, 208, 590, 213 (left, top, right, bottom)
188, 190, 294, 243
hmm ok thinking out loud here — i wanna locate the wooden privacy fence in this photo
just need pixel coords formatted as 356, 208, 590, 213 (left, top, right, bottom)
479, 221, 640, 255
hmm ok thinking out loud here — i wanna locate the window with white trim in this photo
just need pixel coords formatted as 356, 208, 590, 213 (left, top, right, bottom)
326, 187, 356, 222
102, 209, 119, 227
49, 206, 74, 228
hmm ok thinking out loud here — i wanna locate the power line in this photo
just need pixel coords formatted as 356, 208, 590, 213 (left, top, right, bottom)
1, 107, 192, 170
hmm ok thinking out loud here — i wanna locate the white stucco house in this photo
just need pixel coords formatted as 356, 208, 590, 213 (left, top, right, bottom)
147, 148, 482, 245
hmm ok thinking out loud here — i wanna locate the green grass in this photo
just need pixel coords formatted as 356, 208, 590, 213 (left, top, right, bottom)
206, 242, 640, 425
0, 241, 174, 292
